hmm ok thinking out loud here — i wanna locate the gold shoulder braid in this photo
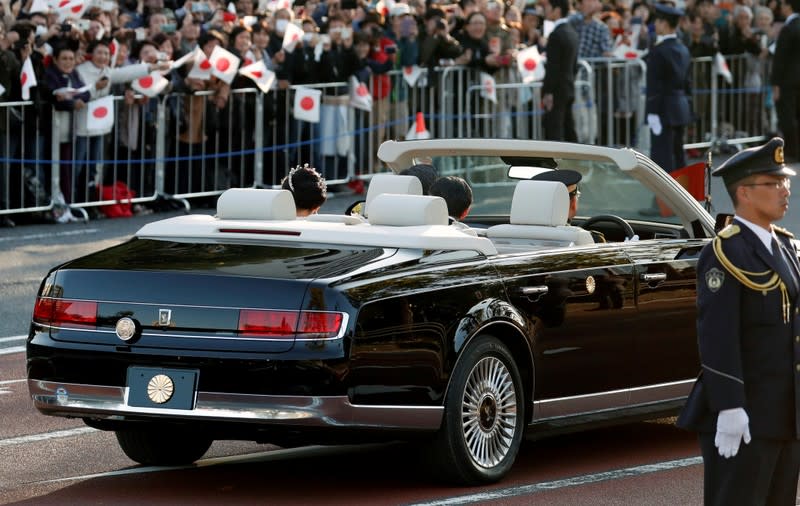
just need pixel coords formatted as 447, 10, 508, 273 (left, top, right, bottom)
717, 224, 740, 239
712, 236, 790, 323
774, 225, 795, 239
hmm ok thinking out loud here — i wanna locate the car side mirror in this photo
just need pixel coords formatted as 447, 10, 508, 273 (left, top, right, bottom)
714, 213, 734, 233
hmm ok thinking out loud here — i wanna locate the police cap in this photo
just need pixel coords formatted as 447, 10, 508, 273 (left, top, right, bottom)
653, 2, 684, 18
712, 137, 796, 187
531, 169, 582, 187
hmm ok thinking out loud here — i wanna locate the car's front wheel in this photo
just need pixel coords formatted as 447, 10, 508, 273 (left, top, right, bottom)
115, 427, 213, 466
428, 335, 525, 484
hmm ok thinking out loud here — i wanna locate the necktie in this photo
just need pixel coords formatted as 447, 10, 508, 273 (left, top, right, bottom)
773, 237, 798, 298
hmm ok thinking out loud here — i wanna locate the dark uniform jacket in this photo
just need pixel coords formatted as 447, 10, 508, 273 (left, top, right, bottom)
772, 16, 800, 89
542, 21, 578, 103
645, 37, 692, 127
677, 220, 800, 439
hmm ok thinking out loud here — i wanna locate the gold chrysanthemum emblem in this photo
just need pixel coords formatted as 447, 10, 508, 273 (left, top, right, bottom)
146, 374, 174, 404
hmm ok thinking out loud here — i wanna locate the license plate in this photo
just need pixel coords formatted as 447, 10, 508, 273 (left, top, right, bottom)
126, 366, 198, 410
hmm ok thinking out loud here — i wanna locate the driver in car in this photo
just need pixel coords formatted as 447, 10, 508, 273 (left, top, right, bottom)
530, 169, 607, 242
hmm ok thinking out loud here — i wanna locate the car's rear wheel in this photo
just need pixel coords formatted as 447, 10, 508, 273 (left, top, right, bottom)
115, 427, 213, 466
428, 335, 524, 484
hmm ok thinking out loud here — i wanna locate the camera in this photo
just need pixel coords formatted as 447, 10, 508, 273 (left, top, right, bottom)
60, 23, 72, 33
435, 19, 446, 31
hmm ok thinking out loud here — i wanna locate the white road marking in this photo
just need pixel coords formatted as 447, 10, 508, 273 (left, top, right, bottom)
0, 346, 25, 356
0, 379, 26, 385
0, 228, 99, 243
0, 427, 97, 447
406, 456, 704, 506
0, 335, 27, 343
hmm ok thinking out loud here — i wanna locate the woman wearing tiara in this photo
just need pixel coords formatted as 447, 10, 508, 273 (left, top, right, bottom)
280, 164, 328, 217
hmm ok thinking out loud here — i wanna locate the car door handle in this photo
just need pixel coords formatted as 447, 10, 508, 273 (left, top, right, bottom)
517, 286, 549, 296
640, 273, 667, 282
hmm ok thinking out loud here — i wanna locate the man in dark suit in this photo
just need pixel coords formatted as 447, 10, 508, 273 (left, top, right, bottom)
772, 0, 800, 161
677, 137, 800, 505
645, 3, 692, 173
540, 0, 578, 142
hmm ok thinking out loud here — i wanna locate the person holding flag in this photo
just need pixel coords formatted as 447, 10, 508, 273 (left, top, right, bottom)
72, 38, 169, 204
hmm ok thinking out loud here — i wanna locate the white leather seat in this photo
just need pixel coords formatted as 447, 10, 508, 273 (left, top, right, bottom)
216, 188, 296, 220
368, 194, 449, 226
363, 174, 423, 217
486, 180, 594, 246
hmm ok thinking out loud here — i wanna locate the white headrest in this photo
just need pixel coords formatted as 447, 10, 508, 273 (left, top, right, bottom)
364, 174, 423, 216
510, 180, 570, 226
216, 188, 296, 220
368, 194, 448, 226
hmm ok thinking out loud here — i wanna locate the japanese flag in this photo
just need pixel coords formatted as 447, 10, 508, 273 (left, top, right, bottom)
209, 45, 241, 84
56, 0, 88, 21
715, 52, 732, 85
349, 76, 372, 112
108, 38, 120, 68
282, 21, 304, 53
293, 86, 321, 123
480, 72, 497, 104
29, 0, 50, 14
402, 65, 423, 86
243, 49, 256, 66
132, 71, 169, 97
20, 57, 38, 100
188, 48, 213, 80
87, 95, 114, 133
516, 45, 544, 83
239, 60, 276, 93
612, 43, 641, 60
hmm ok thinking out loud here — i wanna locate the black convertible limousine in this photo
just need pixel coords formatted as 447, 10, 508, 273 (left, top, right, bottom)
27, 139, 721, 484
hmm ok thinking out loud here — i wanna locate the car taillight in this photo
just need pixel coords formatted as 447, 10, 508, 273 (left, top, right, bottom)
33, 297, 98, 328
238, 310, 344, 339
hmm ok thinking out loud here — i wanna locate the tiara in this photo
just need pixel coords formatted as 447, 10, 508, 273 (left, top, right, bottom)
287, 163, 326, 193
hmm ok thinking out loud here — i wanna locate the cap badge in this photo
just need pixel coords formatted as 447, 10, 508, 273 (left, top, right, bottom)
775, 146, 784, 164
706, 267, 725, 293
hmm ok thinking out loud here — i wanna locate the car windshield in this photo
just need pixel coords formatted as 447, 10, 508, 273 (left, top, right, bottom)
430, 155, 682, 225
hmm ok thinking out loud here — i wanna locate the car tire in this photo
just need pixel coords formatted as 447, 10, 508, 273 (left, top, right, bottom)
428, 335, 525, 485
115, 427, 213, 466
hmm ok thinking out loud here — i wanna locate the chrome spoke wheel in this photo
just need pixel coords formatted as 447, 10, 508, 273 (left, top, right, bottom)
461, 356, 518, 469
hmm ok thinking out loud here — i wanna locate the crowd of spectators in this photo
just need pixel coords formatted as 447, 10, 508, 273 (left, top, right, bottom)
0, 0, 792, 225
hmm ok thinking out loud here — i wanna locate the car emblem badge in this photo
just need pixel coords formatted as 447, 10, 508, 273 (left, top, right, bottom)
158, 309, 172, 327
147, 374, 174, 404
706, 267, 725, 293
585, 276, 596, 294
115, 317, 137, 341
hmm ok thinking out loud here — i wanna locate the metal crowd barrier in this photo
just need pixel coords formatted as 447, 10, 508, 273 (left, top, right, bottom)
0, 100, 53, 218
0, 53, 775, 222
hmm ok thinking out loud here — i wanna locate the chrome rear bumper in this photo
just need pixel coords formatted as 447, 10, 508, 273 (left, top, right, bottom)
28, 380, 443, 430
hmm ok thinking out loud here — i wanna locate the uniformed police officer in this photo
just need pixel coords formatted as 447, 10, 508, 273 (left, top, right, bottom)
646, 2, 692, 173
677, 137, 800, 505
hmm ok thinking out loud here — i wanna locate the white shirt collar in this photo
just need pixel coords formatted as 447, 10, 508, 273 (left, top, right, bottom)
553, 17, 569, 30
655, 33, 677, 45
785, 13, 799, 25
735, 215, 777, 253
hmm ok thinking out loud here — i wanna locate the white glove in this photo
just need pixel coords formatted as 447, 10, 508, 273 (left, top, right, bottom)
715, 408, 751, 458
623, 234, 640, 242
647, 114, 663, 136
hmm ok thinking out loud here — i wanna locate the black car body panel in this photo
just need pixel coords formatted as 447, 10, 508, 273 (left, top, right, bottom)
26, 139, 716, 483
